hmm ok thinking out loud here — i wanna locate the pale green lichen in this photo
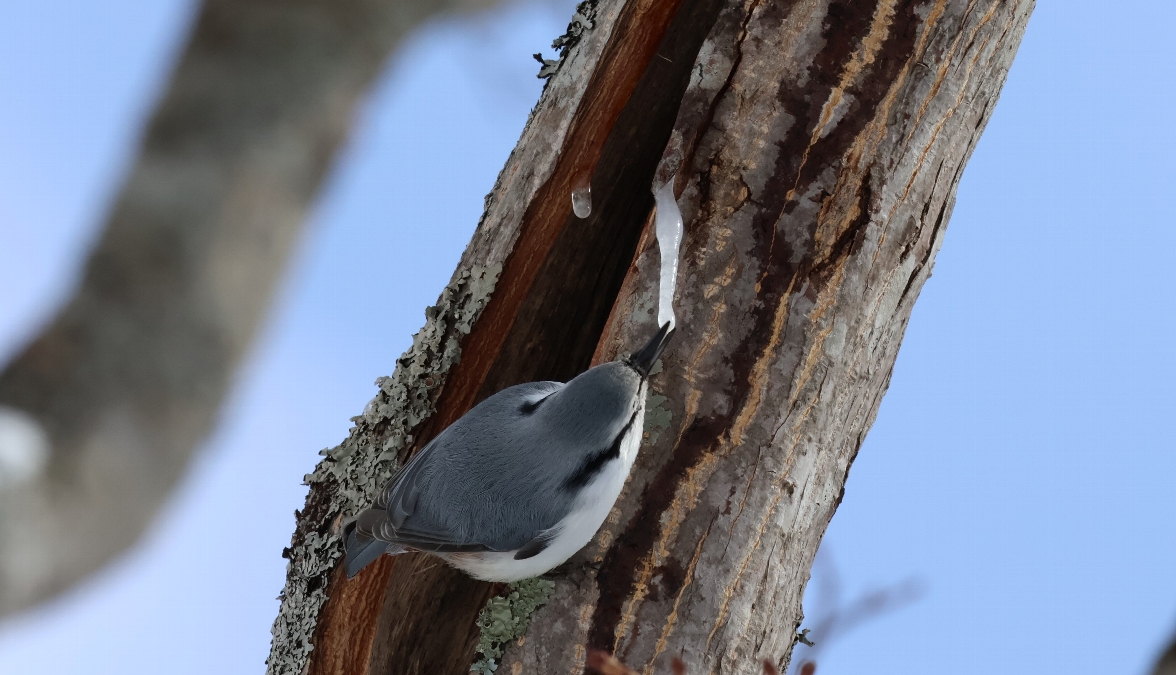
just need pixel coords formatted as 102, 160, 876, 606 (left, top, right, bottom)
536, 0, 598, 79
471, 578, 556, 674
266, 263, 502, 675
644, 392, 672, 445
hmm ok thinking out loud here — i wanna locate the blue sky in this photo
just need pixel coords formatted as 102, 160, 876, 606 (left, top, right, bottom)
0, 1, 1173, 674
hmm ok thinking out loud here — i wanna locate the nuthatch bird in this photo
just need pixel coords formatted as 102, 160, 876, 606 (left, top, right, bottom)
344, 322, 674, 582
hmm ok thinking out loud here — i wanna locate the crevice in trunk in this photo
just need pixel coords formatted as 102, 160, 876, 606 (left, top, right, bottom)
305, 0, 729, 672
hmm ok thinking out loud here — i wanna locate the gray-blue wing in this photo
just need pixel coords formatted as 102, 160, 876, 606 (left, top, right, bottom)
366, 380, 564, 553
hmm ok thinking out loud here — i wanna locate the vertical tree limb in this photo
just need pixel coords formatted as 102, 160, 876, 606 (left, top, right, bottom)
268, 0, 1032, 673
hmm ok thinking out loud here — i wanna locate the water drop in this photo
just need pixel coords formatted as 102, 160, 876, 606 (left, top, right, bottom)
653, 180, 683, 330
571, 184, 592, 218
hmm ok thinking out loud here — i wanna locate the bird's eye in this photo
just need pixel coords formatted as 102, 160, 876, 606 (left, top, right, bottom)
519, 394, 553, 415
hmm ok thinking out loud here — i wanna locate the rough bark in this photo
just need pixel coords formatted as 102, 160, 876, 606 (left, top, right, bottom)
267, 0, 1032, 673
0, 0, 513, 618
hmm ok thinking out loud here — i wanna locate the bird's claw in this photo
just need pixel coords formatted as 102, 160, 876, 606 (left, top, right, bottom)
543, 559, 603, 589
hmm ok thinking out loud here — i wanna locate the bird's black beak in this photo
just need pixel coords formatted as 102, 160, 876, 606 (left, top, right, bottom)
628, 322, 675, 378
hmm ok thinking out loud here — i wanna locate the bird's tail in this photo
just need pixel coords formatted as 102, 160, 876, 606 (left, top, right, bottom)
344, 525, 384, 578
343, 510, 409, 578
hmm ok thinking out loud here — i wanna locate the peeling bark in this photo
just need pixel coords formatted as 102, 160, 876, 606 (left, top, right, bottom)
0, 0, 519, 618
268, 0, 1032, 673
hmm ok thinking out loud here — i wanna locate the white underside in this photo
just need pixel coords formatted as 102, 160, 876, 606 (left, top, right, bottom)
443, 405, 645, 582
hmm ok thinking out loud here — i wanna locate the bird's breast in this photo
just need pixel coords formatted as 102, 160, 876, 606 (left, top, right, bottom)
546, 403, 645, 554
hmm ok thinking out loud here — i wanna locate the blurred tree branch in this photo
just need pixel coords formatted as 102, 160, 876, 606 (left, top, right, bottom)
0, 0, 517, 618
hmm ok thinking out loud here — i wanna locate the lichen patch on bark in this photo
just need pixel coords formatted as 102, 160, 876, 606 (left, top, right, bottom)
267, 264, 501, 675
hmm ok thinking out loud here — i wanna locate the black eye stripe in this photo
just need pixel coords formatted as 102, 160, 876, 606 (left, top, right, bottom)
563, 410, 639, 490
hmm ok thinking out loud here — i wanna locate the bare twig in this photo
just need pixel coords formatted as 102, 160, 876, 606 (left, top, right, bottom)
790, 550, 924, 674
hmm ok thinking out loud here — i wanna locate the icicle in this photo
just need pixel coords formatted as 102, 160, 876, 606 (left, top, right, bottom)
571, 174, 592, 218
571, 186, 592, 218
653, 180, 682, 330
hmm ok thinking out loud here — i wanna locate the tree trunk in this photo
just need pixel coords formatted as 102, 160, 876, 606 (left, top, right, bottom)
0, 0, 510, 618
267, 0, 1032, 673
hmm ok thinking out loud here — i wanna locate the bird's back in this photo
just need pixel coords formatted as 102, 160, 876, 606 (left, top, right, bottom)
397, 364, 641, 551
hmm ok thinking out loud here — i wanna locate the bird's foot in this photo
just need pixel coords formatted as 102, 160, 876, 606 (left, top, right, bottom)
543, 559, 603, 589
